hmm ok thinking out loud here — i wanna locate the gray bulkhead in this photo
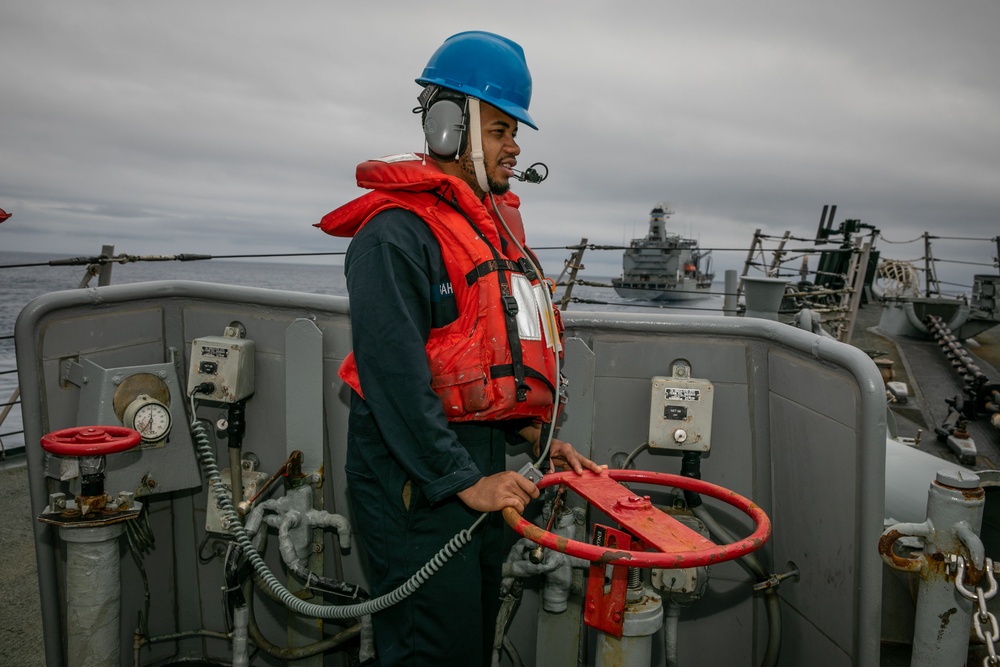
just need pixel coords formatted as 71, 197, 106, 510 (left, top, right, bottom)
16, 281, 886, 666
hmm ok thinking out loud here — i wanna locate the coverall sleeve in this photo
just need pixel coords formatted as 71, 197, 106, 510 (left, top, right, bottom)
344, 210, 482, 504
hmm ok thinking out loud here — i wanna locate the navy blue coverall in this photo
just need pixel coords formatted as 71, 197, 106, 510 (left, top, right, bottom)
343, 207, 528, 667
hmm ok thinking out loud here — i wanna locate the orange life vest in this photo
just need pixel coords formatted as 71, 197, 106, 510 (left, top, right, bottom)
316, 153, 563, 423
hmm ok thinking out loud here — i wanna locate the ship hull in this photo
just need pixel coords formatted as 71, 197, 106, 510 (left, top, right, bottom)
611, 279, 714, 302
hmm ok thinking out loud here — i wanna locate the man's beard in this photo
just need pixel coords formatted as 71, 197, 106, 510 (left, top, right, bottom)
487, 175, 511, 195
459, 154, 510, 195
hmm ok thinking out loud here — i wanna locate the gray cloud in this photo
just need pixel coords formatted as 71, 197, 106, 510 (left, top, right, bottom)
1, 0, 997, 291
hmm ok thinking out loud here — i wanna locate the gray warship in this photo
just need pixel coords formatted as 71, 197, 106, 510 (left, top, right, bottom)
611, 204, 715, 302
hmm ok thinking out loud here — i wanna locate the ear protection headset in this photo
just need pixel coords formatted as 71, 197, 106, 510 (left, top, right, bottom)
418, 84, 470, 160
423, 98, 468, 158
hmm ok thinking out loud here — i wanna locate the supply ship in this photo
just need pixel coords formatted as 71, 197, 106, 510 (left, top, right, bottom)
611, 204, 715, 302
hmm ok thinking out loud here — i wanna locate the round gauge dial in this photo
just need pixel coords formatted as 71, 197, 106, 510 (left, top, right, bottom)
124, 394, 172, 443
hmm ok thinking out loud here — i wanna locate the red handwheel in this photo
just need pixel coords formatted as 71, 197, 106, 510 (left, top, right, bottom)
41, 426, 142, 457
502, 469, 771, 568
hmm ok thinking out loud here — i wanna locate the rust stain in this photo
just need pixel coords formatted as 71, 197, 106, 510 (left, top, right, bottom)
965, 560, 985, 587
595, 550, 635, 565
918, 551, 952, 583
937, 607, 957, 642
961, 487, 986, 501
520, 523, 547, 540
879, 529, 922, 571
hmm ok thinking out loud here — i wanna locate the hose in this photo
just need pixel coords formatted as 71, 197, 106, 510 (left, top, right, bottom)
222, 536, 361, 661
189, 404, 485, 619
244, 579, 361, 660
691, 504, 782, 667
664, 602, 681, 667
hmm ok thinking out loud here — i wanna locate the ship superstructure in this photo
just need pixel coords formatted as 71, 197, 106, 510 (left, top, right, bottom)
612, 204, 714, 301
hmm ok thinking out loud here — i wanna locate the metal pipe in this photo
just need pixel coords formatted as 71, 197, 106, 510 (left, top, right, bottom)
228, 446, 244, 509
880, 469, 986, 665
723, 270, 738, 316
912, 472, 985, 664
692, 504, 782, 667
664, 602, 681, 667
61, 524, 124, 667
231, 605, 250, 667
594, 583, 663, 667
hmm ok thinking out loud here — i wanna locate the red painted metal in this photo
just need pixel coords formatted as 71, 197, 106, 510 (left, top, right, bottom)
502, 469, 771, 568
584, 525, 631, 637
40, 426, 142, 456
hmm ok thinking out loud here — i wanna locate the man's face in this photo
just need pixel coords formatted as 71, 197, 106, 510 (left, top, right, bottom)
458, 101, 520, 196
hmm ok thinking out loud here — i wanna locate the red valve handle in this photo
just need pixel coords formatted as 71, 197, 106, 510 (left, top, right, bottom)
40, 426, 142, 457
502, 469, 771, 568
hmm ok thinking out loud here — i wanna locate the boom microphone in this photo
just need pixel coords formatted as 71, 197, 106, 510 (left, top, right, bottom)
512, 162, 548, 184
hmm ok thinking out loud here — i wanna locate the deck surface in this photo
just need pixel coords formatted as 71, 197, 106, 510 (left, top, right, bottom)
0, 462, 45, 667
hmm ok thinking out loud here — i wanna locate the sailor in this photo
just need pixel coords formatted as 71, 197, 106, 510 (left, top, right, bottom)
317, 31, 602, 666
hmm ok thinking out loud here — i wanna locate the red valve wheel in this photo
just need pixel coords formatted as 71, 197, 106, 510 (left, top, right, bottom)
40, 426, 142, 457
502, 469, 771, 569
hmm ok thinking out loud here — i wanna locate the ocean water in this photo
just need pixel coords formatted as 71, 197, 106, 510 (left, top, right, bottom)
0, 250, 722, 455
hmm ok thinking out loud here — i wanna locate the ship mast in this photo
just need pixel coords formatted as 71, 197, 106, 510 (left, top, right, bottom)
647, 203, 675, 242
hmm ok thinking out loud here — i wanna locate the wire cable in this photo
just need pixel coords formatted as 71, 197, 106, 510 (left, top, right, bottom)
488, 194, 561, 467
188, 392, 486, 620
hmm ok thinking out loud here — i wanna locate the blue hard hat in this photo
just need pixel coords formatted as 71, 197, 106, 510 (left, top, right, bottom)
416, 31, 537, 130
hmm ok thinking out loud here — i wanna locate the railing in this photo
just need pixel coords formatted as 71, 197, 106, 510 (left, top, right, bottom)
1, 226, 997, 459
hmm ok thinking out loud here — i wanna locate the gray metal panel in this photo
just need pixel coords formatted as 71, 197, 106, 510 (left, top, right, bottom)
40, 305, 164, 357
557, 336, 597, 459
15, 281, 354, 667
770, 392, 858, 648
561, 312, 886, 666
591, 376, 655, 462
780, 604, 854, 666
590, 333, 749, 384
16, 284, 887, 667
769, 348, 861, 427
286, 318, 325, 471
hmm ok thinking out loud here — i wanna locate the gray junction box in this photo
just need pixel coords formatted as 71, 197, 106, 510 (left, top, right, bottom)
648, 375, 714, 453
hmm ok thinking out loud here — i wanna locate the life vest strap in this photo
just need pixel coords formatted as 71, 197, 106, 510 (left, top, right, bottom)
439, 190, 531, 402
490, 364, 557, 398
465, 258, 522, 286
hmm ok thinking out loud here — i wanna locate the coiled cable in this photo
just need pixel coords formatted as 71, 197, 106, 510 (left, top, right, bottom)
188, 394, 486, 619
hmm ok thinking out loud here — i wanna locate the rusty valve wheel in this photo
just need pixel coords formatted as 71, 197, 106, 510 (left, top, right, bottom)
502, 469, 771, 569
40, 426, 142, 457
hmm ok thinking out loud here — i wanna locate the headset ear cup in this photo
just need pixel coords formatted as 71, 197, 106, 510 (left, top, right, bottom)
423, 100, 466, 157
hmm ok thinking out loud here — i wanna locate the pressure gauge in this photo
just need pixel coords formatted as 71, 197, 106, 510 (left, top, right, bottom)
123, 394, 172, 444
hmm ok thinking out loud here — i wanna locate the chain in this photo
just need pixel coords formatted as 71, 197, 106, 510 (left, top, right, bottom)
950, 555, 1000, 666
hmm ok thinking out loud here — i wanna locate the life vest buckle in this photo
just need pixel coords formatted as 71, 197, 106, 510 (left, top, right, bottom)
517, 257, 538, 281
502, 295, 519, 315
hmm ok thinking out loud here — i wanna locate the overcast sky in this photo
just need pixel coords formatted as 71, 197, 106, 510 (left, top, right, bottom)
1, 1, 997, 287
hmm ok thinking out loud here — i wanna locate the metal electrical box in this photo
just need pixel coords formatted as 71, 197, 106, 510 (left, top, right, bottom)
187, 334, 255, 403
648, 374, 714, 453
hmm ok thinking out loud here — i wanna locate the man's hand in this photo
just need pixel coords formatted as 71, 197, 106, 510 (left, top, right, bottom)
457, 471, 540, 513
547, 438, 606, 475
519, 424, 605, 475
